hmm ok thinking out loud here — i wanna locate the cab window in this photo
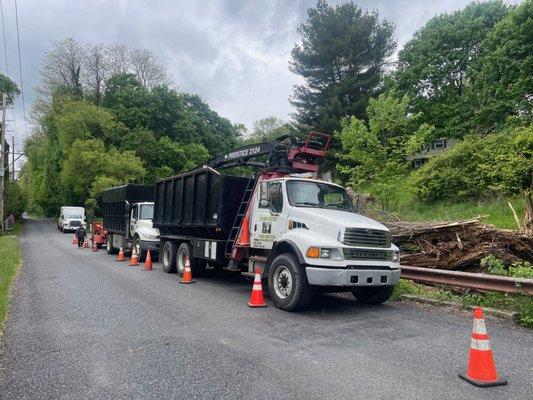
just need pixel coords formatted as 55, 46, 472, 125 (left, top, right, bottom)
258, 181, 283, 213
270, 183, 283, 213
132, 205, 138, 220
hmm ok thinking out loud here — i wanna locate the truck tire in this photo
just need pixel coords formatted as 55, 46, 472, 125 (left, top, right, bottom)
352, 286, 394, 305
106, 234, 117, 254
161, 241, 177, 273
133, 235, 147, 262
268, 253, 313, 311
176, 242, 206, 278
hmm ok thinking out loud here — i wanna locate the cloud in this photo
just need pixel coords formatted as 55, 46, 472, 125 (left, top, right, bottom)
1, 0, 524, 161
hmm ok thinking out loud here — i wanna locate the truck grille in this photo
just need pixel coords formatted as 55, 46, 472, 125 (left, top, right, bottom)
343, 249, 392, 261
342, 228, 390, 248
69, 221, 81, 227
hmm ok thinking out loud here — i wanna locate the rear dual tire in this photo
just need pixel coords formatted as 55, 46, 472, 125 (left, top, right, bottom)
161, 241, 177, 273
106, 234, 117, 255
161, 241, 207, 277
176, 242, 206, 277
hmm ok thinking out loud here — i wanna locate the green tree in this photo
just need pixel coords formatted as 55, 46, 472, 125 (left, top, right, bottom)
103, 74, 152, 129
410, 126, 532, 203
395, 1, 509, 137
337, 92, 434, 209
60, 139, 145, 204
469, 0, 533, 132
246, 117, 291, 144
0, 74, 21, 104
55, 100, 126, 150
3, 182, 26, 219
148, 85, 195, 140
290, 0, 395, 133
181, 93, 240, 154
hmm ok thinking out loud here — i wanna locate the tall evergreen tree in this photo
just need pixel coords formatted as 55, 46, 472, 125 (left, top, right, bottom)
290, 0, 395, 134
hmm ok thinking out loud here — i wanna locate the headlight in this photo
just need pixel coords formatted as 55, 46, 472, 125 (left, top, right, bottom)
307, 247, 343, 261
393, 251, 400, 262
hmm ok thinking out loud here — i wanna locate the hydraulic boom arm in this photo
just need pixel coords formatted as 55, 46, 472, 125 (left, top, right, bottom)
206, 132, 330, 173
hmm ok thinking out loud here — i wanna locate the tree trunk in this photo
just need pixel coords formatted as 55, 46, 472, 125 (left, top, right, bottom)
524, 190, 533, 238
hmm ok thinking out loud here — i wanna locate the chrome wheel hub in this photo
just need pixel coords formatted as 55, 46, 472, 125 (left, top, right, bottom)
273, 266, 293, 299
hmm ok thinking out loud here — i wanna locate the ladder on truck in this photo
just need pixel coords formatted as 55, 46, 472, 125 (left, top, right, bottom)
225, 175, 256, 257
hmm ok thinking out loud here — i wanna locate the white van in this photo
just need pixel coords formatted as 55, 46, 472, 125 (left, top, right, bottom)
58, 206, 86, 232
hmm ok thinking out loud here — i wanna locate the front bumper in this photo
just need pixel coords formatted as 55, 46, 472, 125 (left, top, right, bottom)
306, 266, 401, 287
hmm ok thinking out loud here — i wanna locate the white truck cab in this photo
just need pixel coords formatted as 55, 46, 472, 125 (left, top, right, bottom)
128, 202, 159, 255
58, 206, 86, 232
248, 177, 400, 310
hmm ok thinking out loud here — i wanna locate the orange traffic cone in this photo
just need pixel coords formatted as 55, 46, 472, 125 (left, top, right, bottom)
459, 307, 507, 387
129, 247, 139, 266
143, 249, 153, 271
83, 239, 89, 248
116, 246, 126, 262
91, 238, 99, 252
236, 215, 250, 246
179, 256, 195, 284
247, 268, 266, 307
72, 234, 77, 245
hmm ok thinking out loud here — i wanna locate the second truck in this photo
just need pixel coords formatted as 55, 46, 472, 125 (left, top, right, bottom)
101, 184, 159, 260
153, 133, 401, 311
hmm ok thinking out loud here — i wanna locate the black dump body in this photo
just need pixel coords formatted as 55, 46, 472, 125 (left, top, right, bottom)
153, 167, 249, 240
102, 184, 154, 235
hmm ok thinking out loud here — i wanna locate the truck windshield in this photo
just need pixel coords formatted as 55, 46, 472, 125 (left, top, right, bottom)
139, 204, 154, 220
286, 180, 354, 212
66, 215, 83, 219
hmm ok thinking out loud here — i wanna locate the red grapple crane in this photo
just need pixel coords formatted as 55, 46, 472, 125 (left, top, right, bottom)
205, 132, 331, 265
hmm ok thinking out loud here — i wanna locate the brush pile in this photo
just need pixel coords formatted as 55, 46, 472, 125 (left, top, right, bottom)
385, 218, 533, 270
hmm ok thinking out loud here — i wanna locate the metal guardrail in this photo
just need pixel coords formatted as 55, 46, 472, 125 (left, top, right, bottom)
400, 265, 533, 295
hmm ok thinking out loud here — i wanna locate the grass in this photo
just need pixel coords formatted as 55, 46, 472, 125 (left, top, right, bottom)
392, 279, 533, 328
363, 179, 524, 229
0, 221, 22, 330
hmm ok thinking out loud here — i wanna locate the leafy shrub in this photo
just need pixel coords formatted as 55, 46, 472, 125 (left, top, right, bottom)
481, 255, 507, 276
482, 255, 533, 279
409, 126, 532, 203
3, 182, 27, 219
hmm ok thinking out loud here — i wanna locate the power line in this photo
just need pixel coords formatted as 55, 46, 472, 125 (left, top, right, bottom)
14, 0, 27, 137
1, 0, 19, 147
0, 0, 8, 75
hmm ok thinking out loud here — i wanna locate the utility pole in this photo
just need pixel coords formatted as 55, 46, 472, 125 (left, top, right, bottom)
0, 93, 6, 234
11, 136, 15, 181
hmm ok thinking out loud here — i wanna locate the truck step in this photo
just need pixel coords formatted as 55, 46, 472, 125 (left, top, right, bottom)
249, 256, 267, 263
240, 271, 256, 278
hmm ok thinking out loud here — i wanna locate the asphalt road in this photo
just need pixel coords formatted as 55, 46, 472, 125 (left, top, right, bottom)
1, 218, 532, 400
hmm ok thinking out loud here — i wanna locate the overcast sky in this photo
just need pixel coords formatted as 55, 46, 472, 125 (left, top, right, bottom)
0, 0, 522, 157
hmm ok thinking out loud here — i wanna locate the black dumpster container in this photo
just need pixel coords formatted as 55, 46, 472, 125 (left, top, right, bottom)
153, 167, 249, 240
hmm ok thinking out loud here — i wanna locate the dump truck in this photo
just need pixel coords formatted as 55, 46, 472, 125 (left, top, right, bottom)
102, 184, 159, 260
58, 206, 86, 232
153, 133, 401, 311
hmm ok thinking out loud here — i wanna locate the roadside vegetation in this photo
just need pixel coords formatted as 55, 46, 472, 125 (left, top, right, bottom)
0, 222, 22, 330
363, 184, 525, 229
392, 278, 533, 328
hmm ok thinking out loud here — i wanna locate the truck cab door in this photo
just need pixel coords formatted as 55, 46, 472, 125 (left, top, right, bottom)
250, 181, 287, 249
130, 205, 138, 236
